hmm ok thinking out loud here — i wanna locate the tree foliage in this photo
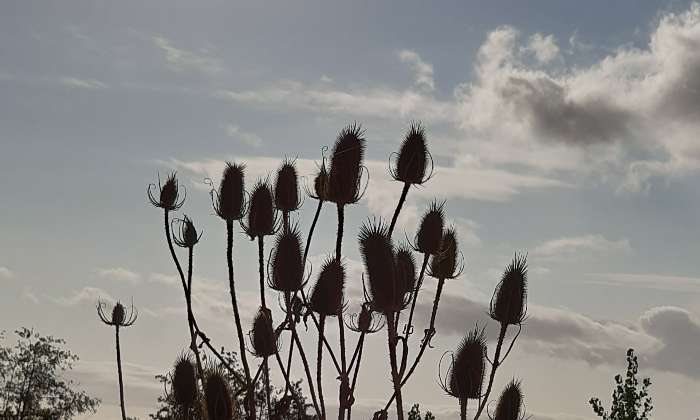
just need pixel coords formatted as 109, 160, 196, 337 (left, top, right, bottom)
407, 404, 435, 420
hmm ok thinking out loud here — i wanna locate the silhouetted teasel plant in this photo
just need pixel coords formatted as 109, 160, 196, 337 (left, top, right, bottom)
97, 300, 137, 420
204, 367, 240, 420
275, 158, 303, 229
489, 380, 526, 420
171, 353, 198, 420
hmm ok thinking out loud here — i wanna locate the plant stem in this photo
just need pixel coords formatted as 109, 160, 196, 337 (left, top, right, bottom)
346, 332, 366, 420
386, 311, 404, 420
317, 315, 326, 419
403, 254, 430, 339
292, 326, 322, 418
226, 221, 255, 420
388, 182, 411, 237
115, 326, 127, 420
258, 235, 266, 308
264, 357, 272, 418
335, 204, 348, 420
473, 324, 508, 420
185, 247, 205, 382
304, 200, 324, 265
460, 398, 468, 420
335, 204, 344, 261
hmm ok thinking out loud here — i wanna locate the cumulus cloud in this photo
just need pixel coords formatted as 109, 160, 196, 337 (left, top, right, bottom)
524, 33, 560, 63
531, 234, 632, 260
53, 286, 114, 306
398, 49, 435, 91
224, 124, 263, 148
153, 35, 223, 75
96, 267, 141, 284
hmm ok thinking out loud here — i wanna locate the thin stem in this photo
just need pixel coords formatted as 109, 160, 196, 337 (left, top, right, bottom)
226, 221, 255, 420
283, 330, 295, 399
186, 247, 205, 382
304, 200, 324, 265
292, 326, 322, 418
460, 397, 468, 420
386, 311, 404, 420
403, 254, 430, 338
300, 290, 342, 375
258, 235, 266, 308
274, 350, 305, 415
115, 327, 127, 420
264, 357, 271, 419
346, 332, 366, 420
335, 204, 344, 261
317, 315, 327, 420
335, 204, 348, 420
474, 324, 508, 420
388, 182, 411, 237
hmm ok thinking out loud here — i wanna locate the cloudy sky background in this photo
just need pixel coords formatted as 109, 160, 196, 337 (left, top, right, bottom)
2, 0, 700, 418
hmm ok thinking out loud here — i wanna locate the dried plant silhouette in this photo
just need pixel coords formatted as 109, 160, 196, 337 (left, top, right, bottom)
97, 300, 137, 420
117, 121, 533, 420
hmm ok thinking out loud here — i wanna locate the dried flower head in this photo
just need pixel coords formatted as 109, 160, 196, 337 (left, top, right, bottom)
268, 224, 305, 293
346, 302, 385, 334
172, 353, 197, 409
148, 172, 186, 211
204, 368, 235, 420
429, 227, 462, 280
439, 327, 487, 400
173, 215, 202, 248
395, 245, 417, 294
242, 179, 278, 239
391, 122, 433, 185
97, 300, 138, 327
327, 123, 366, 205
307, 160, 330, 201
360, 219, 410, 313
213, 162, 246, 221
414, 200, 445, 256
249, 307, 278, 357
274, 158, 301, 213
309, 256, 346, 317
490, 254, 528, 326
492, 380, 524, 420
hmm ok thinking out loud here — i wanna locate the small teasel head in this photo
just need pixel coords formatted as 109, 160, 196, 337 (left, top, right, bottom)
249, 307, 278, 358
268, 224, 305, 293
306, 157, 330, 202
491, 380, 525, 420
172, 353, 197, 410
439, 326, 487, 401
97, 299, 138, 327
309, 256, 346, 317
346, 302, 385, 334
327, 123, 367, 205
204, 368, 235, 420
213, 162, 246, 221
274, 158, 302, 214
148, 172, 186, 211
241, 178, 278, 240
395, 245, 417, 294
173, 215, 202, 248
490, 253, 528, 327
414, 200, 445, 256
391, 122, 433, 185
428, 227, 462, 280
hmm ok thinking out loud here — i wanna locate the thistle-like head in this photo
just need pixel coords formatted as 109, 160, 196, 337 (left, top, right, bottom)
204, 368, 235, 420
309, 256, 346, 317
491, 380, 525, 420
391, 122, 433, 185
241, 179, 278, 240
428, 227, 463, 280
97, 300, 138, 327
148, 172, 185, 211
439, 326, 487, 401
268, 224, 305, 293
346, 302, 385, 334
274, 158, 301, 214
414, 200, 445, 256
327, 123, 367, 206
249, 307, 278, 358
490, 253, 528, 327
213, 162, 246, 221
395, 245, 417, 294
307, 159, 330, 202
173, 215, 202, 248
172, 353, 197, 410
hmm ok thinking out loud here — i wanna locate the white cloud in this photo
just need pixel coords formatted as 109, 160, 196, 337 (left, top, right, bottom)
224, 124, 263, 148
0, 266, 14, 279
152, 36, 223, 75
60, 77, 108, 89
96, 267, 141, 284
149, 272, 179, 286
22, 288, 39, 304
531, 234, 632, 259
398, 49, 435, 91
525, 33, 560, 63
53, 286, 114, 306
585, 272, 700, 293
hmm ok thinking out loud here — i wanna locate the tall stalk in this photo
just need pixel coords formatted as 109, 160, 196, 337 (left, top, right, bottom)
388, 183, 410, 236
114, 327, 127, 420
317, 315, 327, 419
335, 204, 348, 420
403, 254, 429, 339
473, 324, 508, 419
257, 236, 266, 308
386, 311, 404, 420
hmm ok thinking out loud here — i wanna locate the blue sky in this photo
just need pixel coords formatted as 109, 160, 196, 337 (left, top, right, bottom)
2, 1, 700, 419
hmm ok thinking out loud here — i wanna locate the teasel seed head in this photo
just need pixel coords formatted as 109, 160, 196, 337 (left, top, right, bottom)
395, 245, 417, 294
213, 162, 246, 221
327, 123, 367, 205
241, 179, 278, 240
492, 380, 524, 420
439, 326, 487, 401
414, 200, 445, 256
310, 160, 330, 201
429, 227, 462, 280
274, 158, 302, 213
309, 256, 346, 317
391, 122, 433, 185
97, 299, 138, 327
148, 172, 186, 211
268, 224, 305, 293
204, 368, 235, 420
346, 302, 385, 334
172, 353, 197, 410
173, 215, 202, 248
490, 253, 528, 327
250, 307, 278, 357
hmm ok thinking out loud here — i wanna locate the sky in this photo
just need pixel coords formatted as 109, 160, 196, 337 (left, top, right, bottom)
1, 0, 700, 419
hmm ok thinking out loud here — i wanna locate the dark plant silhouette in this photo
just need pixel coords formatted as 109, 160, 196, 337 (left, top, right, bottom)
97, 300, 138, 420
408, 403, 436, 420
172, 354, 198, 419
490, 380, 525, 420
589, 349, 653, 420
438, 327, 486, 419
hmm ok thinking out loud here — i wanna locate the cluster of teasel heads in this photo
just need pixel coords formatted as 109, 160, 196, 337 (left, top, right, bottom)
132, 120, 529, 420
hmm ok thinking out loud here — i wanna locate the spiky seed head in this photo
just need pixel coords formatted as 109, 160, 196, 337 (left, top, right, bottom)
395, 246, 417, 294
327, 123, 366, 205
172, 354, 197, 409
429, 228, 460, 279
392, 122, 431, 185
415, 201, 445, 255
215, 162, 246, 221
493, 380, 524, 420
445, 327, 486, 400
312, 163, 330, 201
269, 225, 305, 292
250, 307, 277, 357
174, 216, 201, 248
204, 369, 234, 420
112, 302, 125, 325
274, 159, 301, 213
490, 254, 528, 326
243, 180, 277, 239
309, 257, 345, 317
148, 172, 185, 211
